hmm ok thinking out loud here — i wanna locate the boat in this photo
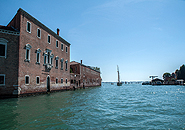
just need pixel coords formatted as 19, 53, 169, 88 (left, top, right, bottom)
117, 65, 122, 86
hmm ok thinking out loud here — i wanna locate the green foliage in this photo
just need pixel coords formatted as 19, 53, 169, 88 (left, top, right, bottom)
176, 64, 185, 82
163, 72, 171, 79
70, 68, 73, 73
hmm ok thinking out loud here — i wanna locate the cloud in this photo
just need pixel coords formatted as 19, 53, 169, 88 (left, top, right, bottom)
153, 27, 162, 31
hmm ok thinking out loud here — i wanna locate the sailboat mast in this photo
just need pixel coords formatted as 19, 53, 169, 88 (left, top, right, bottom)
117, 65, 120, 83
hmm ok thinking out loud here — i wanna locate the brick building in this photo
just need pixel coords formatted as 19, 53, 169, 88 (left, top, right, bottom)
70, 61, 101, 89
0, 8, 70, 98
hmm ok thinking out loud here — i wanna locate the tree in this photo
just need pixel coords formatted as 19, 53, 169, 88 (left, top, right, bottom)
163, 72, 171, 80
176, 64, 185, 82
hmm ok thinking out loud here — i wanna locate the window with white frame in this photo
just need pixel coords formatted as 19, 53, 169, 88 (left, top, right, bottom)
0, 38, 8, 58
56, 78, 58, 84
36, 76, 40, 85
60, 58, 64, 70
0, 74, 5, 86
56, 40, 58, 48
50, 55, 54, 65
43, 49, 53, 65
65, 60, 68, 71
36, 48, 41, 64
66, 46, 68, 53
25, 75, 30, 85
47, 52, 50, 64
44, 55, 47, 64
61, 43, 63, 51
25, 44, 32, 62
27, 21, 31, 33
61, 78, 63, 84
55, 56, 59, 69
37, 28, 41, 38
48, 35, 51, 44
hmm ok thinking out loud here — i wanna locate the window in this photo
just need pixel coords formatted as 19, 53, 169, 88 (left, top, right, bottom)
61, 43, 63, 51
56, 78, 58, 84
25, 75, 29, 85
43, 49, 53, 65
50, 57, 53, 65
60, 58, 64, 70
65, 60, 68, 71
55, 56, 59, 69
48, 35, 51, 44
44, 55, 47, 64
25, 44, 32, 62
56, 59, 58, 68
0, 74, 5, 86
0, 44, 6, 57
56, 40, 58, 48
61, 78, 63, 84
66, 46, 68, 53
48, 52, 50, 64
27, 21, 31, 33
0, 38, 8, 58
66, 79, 67, 84
36, 76, 40, 85
36, 48, 41, 64
71, 80, 73, 84
37, 28, 41, 38
36, 53, 40, 63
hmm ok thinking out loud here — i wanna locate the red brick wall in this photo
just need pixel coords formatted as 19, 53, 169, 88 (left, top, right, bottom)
80, 65, 101, 87
7, 11, 21, 31
70, 62, 101, 88
0, 33, 19, 97
6, 11, 71, 94
70, 64, 80, 74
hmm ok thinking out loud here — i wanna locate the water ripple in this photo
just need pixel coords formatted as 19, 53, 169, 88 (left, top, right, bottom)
0, 84, 184, 129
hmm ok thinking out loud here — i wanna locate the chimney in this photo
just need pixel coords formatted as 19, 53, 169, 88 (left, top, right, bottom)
81, 60, 82, 64
57, 28, 60, 35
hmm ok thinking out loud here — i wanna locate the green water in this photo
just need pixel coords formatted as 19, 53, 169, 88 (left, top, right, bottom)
0, 83, 185, 129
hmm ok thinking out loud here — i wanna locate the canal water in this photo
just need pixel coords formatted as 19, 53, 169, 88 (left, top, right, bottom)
0, 83, 184, 129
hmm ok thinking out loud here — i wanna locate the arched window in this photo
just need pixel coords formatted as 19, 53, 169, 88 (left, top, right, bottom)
55, 56, 59, 69
25, 44, 32, 62
60, 58, 64, 70
35, 48, 41, 64
0, 38, 8, 59
65, 60, 68, 71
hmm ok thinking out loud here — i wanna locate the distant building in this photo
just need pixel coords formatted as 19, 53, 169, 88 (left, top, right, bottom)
151, 78, 163, 85
70, 60, 101, 89
0, 8, 70, 98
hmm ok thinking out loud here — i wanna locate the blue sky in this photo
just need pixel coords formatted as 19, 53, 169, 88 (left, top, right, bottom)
1, 0, 185, 82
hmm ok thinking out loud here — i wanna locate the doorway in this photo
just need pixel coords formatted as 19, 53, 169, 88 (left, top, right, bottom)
47, 75, 50, 92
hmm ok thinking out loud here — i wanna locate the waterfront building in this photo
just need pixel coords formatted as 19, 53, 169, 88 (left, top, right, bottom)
70, 60, 101, 89
0, 8, 70, 98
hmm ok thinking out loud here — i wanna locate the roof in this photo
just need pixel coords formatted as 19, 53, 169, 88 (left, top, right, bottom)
0, 25, 19, 32
70, 61, 101, 73
15, 8, 70, 46
0, 25, 20, 35
151, 78, 164, 82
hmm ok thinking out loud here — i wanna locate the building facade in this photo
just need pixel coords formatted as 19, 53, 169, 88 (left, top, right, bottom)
0, 8, 70, 98
70, 61, 101, 89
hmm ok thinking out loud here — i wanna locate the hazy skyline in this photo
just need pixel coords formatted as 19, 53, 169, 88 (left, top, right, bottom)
1, 0, 185, 82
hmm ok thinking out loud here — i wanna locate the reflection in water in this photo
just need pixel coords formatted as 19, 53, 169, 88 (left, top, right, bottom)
0, 84, 184, 129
